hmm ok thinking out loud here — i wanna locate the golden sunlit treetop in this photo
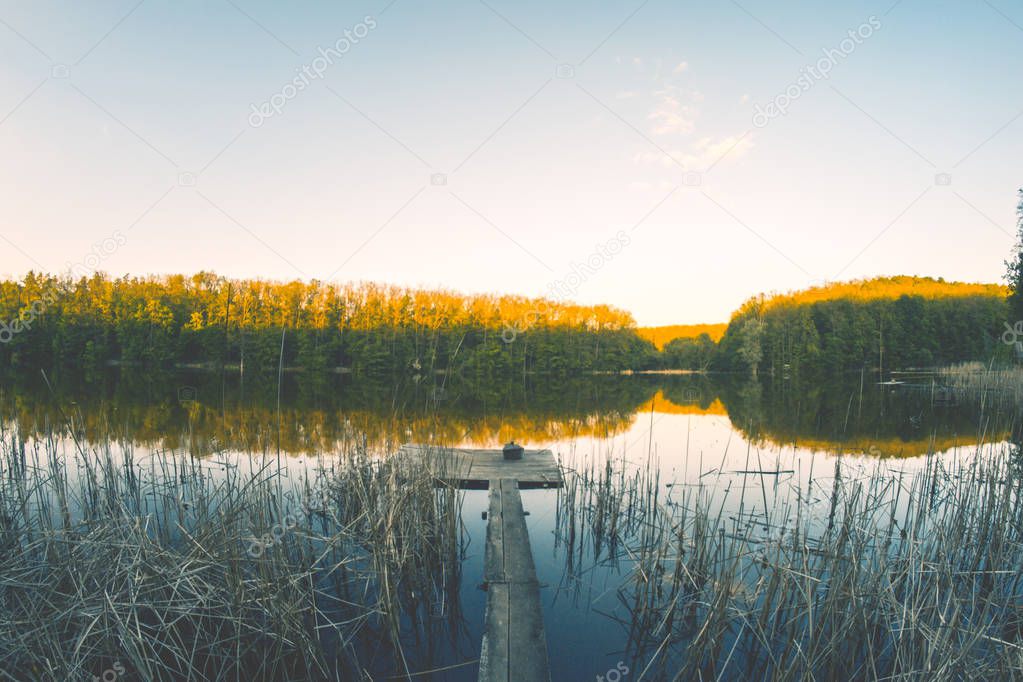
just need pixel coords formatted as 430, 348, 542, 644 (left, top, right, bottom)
735, 276, 1009, 319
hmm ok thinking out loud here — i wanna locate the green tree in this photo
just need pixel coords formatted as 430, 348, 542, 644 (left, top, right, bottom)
1007, 189, 1023, 323
663, 333, 716, 371
735, 317, 764, 376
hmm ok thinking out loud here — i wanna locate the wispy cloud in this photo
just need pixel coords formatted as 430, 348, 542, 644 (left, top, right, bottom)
648, 90, 698, 135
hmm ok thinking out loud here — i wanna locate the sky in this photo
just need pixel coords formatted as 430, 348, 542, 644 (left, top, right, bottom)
0, 0, 1020, 326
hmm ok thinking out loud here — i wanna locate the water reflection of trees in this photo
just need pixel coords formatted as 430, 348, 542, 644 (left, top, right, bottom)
0, 370, 658, 455
717, 374, 1013, 456
0, 370, 1009, 457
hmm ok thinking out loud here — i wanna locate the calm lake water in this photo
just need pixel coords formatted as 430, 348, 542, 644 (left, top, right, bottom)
1, 369, 1014, 680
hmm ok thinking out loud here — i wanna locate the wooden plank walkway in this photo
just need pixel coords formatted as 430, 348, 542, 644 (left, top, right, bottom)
397, 445, 559, 680
479, 478, 551, 682
397, 444, 563, 489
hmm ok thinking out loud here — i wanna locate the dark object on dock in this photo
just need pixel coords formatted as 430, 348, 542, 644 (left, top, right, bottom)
502, 442, 524, 461
398, 445, 562, 489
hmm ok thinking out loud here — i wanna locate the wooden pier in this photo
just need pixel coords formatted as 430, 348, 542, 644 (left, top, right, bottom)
398, 445, 561, 681
397, 445, 563, 490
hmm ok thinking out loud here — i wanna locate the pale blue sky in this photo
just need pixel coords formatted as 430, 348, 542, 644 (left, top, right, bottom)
1, 0, 1020, 325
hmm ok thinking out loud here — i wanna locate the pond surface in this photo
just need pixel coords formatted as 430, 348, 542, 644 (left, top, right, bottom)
1, 369, 1014, 680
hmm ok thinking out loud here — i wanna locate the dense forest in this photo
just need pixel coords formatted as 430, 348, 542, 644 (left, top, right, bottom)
713, 277, 1010, 375
0, 271, 1015, 378
0, 272, 660, 376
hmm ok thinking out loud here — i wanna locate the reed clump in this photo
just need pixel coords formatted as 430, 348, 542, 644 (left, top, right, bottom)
939, 362, 1023, 410
0, 430, 467, 681
558, 443, 1023, 680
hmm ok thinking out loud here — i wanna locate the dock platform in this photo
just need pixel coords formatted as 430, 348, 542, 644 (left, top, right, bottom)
397, 444, 563, 489
398, 445, 558, 681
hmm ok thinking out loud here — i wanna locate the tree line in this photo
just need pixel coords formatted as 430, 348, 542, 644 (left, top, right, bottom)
0, 272, 661, 376
712, 277, 1010, 375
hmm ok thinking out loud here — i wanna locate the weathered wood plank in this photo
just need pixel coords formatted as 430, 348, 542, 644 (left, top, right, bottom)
479, 478, 551, 682
483, 481, 505, 583
508, 581, 549, 681
398, 444, 563, 488
481, 583, 510, 682
498, 479, 538, 583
